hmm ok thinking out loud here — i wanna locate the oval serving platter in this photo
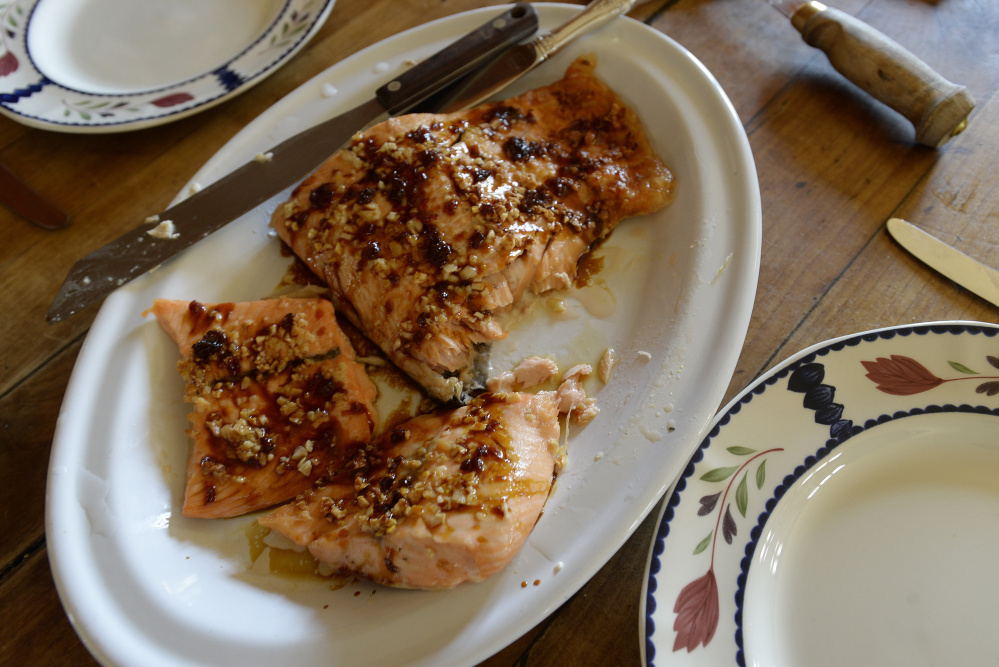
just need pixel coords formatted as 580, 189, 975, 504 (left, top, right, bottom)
47, 5, 761, 666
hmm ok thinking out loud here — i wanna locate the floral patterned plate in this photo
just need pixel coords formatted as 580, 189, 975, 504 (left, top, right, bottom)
0, 0, 334, 132
642, 321, 999, 666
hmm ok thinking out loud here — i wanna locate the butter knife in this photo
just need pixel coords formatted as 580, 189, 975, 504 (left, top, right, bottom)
887, 217, 999, 307
46, 3, 538, 324
0, 162, 69, 230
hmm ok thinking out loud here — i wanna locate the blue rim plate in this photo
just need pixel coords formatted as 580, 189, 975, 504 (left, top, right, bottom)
0, 0, 334, 132
642, 321, 999, 666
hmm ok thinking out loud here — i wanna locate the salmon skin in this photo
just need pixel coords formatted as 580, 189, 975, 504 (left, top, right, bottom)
148, 297, 378, 519
271, 55, 674, 403
258, 390, 561, 589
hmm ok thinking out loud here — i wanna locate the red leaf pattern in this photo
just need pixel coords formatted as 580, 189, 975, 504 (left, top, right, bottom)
0, 51, 17, 77
861, 355, 943, 395
150, 92, 195, 108
673, 569, 719, 652
673, 447, 782, 653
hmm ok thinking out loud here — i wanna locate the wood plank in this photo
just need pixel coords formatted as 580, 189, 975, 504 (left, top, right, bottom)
477, 504, 663, 666
0, 339, 79, 568
0, 548, 99, 666
515, 505, 662, 667
782, 87, 999, 357
711, 0, 998, 402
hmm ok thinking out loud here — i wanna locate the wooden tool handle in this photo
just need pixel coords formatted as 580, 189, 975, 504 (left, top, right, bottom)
792, 1, 974, 147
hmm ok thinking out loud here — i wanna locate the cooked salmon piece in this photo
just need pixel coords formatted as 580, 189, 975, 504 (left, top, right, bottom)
556, 363, 598, 424
147, 297, 378, 518
271, 55, 674, 402
258, 390, 561, 589
487, 356, 559, 392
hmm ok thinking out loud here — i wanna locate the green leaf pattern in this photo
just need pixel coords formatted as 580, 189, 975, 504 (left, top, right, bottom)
692, 445, 783, 558
262, 0, 320, 54
700, 466, 739, 483
735, 473, 748, 518
948, 361, 980, 375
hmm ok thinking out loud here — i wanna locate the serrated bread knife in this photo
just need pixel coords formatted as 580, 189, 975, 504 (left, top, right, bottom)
887, 217, 999, 308
45, 3, 539, 324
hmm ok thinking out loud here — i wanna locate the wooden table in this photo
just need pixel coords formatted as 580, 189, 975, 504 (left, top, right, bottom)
2, 0, 996, 664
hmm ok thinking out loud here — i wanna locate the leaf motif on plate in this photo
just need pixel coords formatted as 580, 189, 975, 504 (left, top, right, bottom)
697, 492, 720, 516
787, 362, 824, 392
262, 0, 319, 53
861, 355, 943, 395
675, 444, 784, 652
0, 50, 15, 76
976, 381, 999, 397
721, 505, 737, 544
862, 353, 999, 397
0, 2, 18, 76
150, 93, 195, 108
700, 465, 738, 483
949, 361, 980, 375
735, 473, 749, 518
693, 532, 711, 555
672, 569, 719, 652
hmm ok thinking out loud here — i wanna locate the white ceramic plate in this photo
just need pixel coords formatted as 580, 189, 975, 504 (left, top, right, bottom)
643, 322, 999, 667
46, 5, 760, 666
0, 0, 334, 132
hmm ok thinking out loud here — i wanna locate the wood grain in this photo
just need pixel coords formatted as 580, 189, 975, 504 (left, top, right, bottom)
0, 547, 98, 666
1, 0, 996, 664
0, 340, 80, 568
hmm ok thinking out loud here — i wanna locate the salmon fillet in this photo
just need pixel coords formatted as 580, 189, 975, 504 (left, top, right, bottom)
258, 390, 561, 589
148, 297, 378, 518
271, 55, 674, 402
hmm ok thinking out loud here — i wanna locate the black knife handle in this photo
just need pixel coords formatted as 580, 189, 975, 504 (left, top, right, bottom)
375, 3, 538, 114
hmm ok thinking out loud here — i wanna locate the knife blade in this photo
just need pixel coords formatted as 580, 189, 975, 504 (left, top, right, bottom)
46, 3, 539, 324
0, 162, 69, 230
769, 0, 974, 148
887, 217, 999, 308
420, 0, 636, 114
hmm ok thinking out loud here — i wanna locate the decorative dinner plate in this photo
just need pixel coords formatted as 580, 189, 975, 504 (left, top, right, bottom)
0, 0, 335, 132
643, 322, 999, 666
46, 5, 760, 666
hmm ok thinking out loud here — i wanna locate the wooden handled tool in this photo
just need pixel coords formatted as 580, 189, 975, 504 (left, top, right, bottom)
780, 0, 974, 147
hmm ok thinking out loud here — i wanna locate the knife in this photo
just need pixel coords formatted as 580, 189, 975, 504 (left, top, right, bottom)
0, 162, 69, 230
887, 217, 999, 308
45, 3, 539, 324
769, 0, 974, 148
421, 0, 636, 114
